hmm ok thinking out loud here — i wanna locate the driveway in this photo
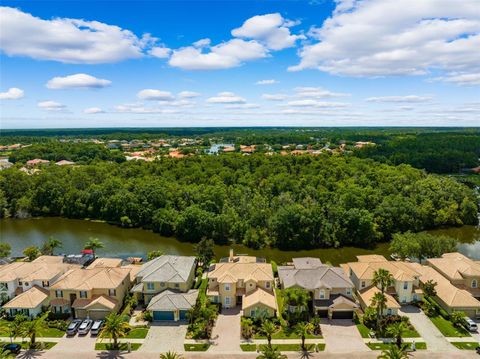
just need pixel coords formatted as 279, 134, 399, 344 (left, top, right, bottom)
399, 305, 456, 352
209, 308, 241, 352
139, 322, 187, 353
47, 333, 97, 353
320, 319, 369, 353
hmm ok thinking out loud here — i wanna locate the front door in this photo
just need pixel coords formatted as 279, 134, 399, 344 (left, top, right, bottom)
224, 297, 231, 308
69, 293, 77, 317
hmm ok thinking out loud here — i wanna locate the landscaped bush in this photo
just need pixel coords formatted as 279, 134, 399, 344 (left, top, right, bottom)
46, 319, 68, 331
47, 312, 70, 321
425, 296, 450, 319
142, 311, 153, 322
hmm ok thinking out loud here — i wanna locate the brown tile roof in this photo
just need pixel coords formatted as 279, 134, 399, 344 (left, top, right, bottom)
427, 252, 480, 280
358, 286, 400, 309
72, 295, 117, 310
51, 267, 131, 291
0, 257, 78, 282
208, 262, 273, 283
242, 287, 276, 310
3, 285, 49, 309
87, 258, 124, 269
344, 257, 420, 282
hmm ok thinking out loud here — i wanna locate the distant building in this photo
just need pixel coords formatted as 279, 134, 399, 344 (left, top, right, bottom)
26, 159, 49, 166
55, 160, 75, 166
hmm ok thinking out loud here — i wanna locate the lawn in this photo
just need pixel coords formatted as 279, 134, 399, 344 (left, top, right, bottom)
403, 328, 421, 338
95, 342, 141, 351
354, 317, 371, 338
184, 343, 210, 351
0, 320, 65, 338
126, 327, 149, 339
429, 316, 471, 337
254, 326, 322, 339
451, 342, 480, 350
240, 343, 320, 352
367, 342, 427, 350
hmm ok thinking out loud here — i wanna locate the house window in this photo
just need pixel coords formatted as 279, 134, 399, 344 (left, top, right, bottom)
361, 281, 366, 288
225, 284, 230, 291
265, 282, 271, 289
42, 281, 49, 287
24, 282, 29, 287
319, 290, 325, 299
175, 283, 180, 288
18, 281, 23, 286
160, 282, 165, 287
0, 283, 7, 291
147, 282, 155, 290
387, 309, 392, 315
108, 289, 116, 296
403, 282, 408, 290
54, 306, 62, 314
346, 288, 352, 296
55, 290, 63, 298
225, 297, 230, 306
250, 309, 256, 317
472, 279, 478, 289
79, 291, 87, 298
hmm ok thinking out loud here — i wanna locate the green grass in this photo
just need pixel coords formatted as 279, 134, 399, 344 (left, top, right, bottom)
429, 315, 471, 337
275, 288, 284, 317
184, 343, 210, 351
126, 327, 149, 339
240, 343, 320, 352
367, 342, 427, 350
403, 328, 421, 338
254, 327, 322, 340
0, 320, 65, 338
354, 317, 371, 338
451, 342, 479, 350
95, 342, 141, 351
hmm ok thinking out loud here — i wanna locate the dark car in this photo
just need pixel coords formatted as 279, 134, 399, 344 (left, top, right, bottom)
3, 343, 21, 354
66, 319, 83, 336
476, 346, 480, 354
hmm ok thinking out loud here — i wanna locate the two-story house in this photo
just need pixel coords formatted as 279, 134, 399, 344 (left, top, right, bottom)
427, 252, 480, 299
278, 257, 358, 319
49, 267, 132, 320
341, 255, 423, 314
207, 252, 276, 317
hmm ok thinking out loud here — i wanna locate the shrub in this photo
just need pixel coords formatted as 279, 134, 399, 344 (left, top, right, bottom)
241, 317, 254, 339
142, 311, 153, 322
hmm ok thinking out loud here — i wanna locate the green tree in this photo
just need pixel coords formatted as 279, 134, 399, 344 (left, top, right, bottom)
160, 352, 184, 359
377, 344, 408, 359
8, 314, 27, 343
372, 268, 394, 326
371, 292, 387, 331
390, 232, 457, 261
282, 288, 310, 313
386, 322, 407, 348
23, 246, 40, 261
423, 280, 437, 298
99, 312, 130, 349
84, 237, 104, 258
0, 243, 11, 258
41, 237, 62, 255
450, 311, 466, 328
194, 238, 215, 268
147, 250, 164, 261
21, 312, 48, 348
295, 322, 313, 351
260, 320, 277, 347
256, 345, 287, 359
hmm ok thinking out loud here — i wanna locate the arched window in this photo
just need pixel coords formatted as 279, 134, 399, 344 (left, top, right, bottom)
472, 279, 478, 288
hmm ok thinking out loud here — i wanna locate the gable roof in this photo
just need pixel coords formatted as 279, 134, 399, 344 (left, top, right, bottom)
242, 287, 276, 310
208, 262, 273, 283
0, 257, 78, 282
358, 286, 400, 309
147, 289, 198, 311
3, 285, 49, 309
87, 257, 124, 269
344, 258, 420, 282
136, 255, 196, 283
427, 252, 480, 280
292, 257, 323, 269
278, 265, 353, 290
51, 267, 131, 290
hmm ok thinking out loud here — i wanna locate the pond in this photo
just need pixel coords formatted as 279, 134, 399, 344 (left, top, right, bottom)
1, 218, 479, 265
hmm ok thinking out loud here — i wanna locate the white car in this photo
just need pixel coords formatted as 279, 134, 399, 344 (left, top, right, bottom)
90, 320, 104, 336
463, 317, 478, 332
78, 319, 93, 335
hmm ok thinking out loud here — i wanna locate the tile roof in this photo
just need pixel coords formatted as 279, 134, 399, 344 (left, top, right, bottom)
3, 285, 49, 309
147, 289, 198, 311
278, 265, 353, 290
0, 256, 79, 282
427, 252, 480, 280
242, 287, 276, 310
208, 262, 273, 283
292, 257, 323, 269
87, 258, 124, 269
73, 295, 117, 310
358, 286, 401, 309
51, 267, 131, 290
344, 258, 420, 282
136, 255, 196, 283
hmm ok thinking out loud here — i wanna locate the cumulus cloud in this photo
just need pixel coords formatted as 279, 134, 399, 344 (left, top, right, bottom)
365, 95, 433, 103
256, 79, 278, 85
206, 92, 246, 104
225, 103, 260, 109
178, 91, 201, 98
114, 103, 178, 114
137, 89, 174, 101
0, 87, 24, 100
46, 73, 111, 89
37, 100, 65, 111
83, 107, 105, 114
262, 93, 289, 101
169, 39, 267, 70
149, 46, 171, 58
231, 13, 304, 50
294, 87, 349, 98
286, 99, 349, 108
289, 0, 480, 82
433, 72, 480, 86
0, 6, 160, 64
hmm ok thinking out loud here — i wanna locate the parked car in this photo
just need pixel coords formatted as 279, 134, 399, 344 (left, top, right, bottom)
90, 320, 104, 336
3, 343, 21, 354
476, 346, 480, 354
463, 317, 478, 332
78, 319, 94, 335
66, 319, 83, 336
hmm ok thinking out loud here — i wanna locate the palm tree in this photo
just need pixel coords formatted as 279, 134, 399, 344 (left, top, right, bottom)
8, 314, 27, 343
373, 269, 394, 296
386, 322, 407, 348
450, 311, 466, 328
294, 322, 313, 351
99, 312, 130, 349
282, 288, 309, 313
84, 237, 104, 258
21, 313, 48, 348
160, 352, 184, 359
42, 237, 62, 255
260, 320, 277, 347
256, 345, 287, 359
371, 292, 387, 330
377, 344, 408, 359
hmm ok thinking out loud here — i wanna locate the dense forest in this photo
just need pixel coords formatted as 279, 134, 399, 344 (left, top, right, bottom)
0, 155, 477, 250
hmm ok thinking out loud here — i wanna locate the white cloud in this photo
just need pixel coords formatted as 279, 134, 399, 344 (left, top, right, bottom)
83, 107, 104, 114
365, 95, 433, 103
46, 73, 111, 89
231, 13, 304, 50
207, 92, 246, 104
294, 87, 349, 98
0, 87, 24, 100
149, 46, 171, 58
225, 103, 260, 109
114, 103, 179, 114
262, 93, 289, 101
433, 72, 480, 86
169, 39, 267, 70
256, 79, 278, 85
0, 6, 159, 64
38, 100, 65, 111
286, 99, 349, 108
289, 0, 480, 81
178, 91, 201, 98
137, 89, 174, 101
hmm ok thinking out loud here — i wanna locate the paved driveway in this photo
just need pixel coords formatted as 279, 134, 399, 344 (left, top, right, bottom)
209, 308, 241, 352
320, 319, 369, 353
139, 322, 187, 353
47, 333, 97, 353
399, 305, 456, 352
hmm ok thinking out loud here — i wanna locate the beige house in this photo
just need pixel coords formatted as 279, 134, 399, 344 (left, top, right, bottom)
410, 262, 480, 318
427, 252, 480, 299
49, 267, 132, 320
3, 285, 50, 318
357, 286, 401, 316
207, 253, 276, 317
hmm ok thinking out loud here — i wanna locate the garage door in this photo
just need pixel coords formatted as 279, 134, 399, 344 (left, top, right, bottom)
153, 311, 175, 321
332, 311, 353, 319
317, 310, 328, 318
179, 310, 188, 320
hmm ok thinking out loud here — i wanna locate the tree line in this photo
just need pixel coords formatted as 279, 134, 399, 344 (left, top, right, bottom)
0, 155, 477, 250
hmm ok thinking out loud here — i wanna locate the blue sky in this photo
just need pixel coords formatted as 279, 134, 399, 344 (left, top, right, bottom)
0, 0, 479, 128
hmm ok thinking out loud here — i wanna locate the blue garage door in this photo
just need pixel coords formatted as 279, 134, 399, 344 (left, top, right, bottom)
179, 310, 188, 320
153, 311, 175, 321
